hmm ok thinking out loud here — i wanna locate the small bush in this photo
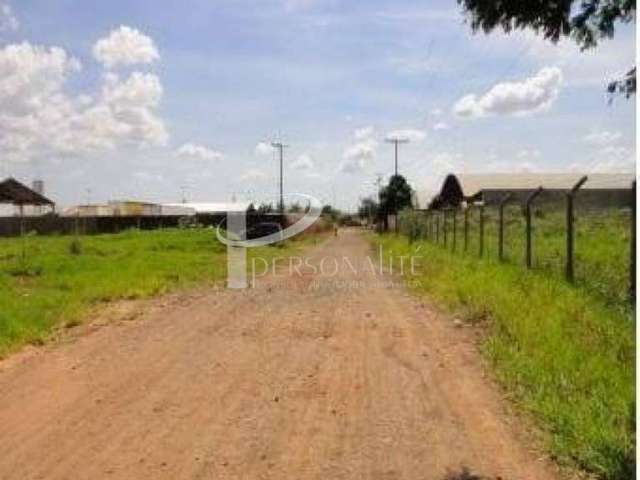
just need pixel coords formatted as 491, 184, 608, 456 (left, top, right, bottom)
68, 238, 82, 255
6, 259, 43, 277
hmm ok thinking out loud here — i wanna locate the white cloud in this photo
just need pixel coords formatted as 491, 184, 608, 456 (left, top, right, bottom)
588, 146, 635, 173
340, 126, 379, 173
175, 143, 223, 161
431, 151, 462, 173
386, 129, 426, 142
255, 141, 273, 156
432, 122, 449, 131
453, 67, 563, 118
520, 30, 634, 88
291, 153, 313, 170
430, 108, 442, 116
0, 42, 167, 164
0, 3, 18, 32
0, 42, 80, 114
354, 125, 374, 140
85, 71, 167, 148
340, 140, 376, 173
582, 130, 622, 146
240, 168, 268, 181
93, 25, 159, 68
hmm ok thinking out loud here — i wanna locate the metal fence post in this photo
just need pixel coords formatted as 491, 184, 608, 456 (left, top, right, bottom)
430, 211, 434, 242
452, 209, 457, 252
479, 204, 484, 257
425, 211, 430, 241
566, 176, 588, 282
429, 212, 436, 243
19, 204, 25, 261
498, 194, 512, 261
525, 187, 543, 269
432, 211, 436, 242
443, 210, 448, 247
631, 180, 636, 301
464, 206, 469, 252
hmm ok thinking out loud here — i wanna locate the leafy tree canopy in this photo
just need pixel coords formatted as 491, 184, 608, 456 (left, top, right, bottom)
379, 175, 413, 215
457, 0, 636, 96
257, 203, 273, 214
321, 204, 341, 220
358, 197, 379, 220
457, 0, 635, 49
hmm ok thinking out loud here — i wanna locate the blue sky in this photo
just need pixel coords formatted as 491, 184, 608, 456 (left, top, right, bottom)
1, 0, 635, 209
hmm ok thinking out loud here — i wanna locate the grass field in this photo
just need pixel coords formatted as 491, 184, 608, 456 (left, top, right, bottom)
401, 205, 633, 312
374, 232, 635, 480
0, 228, 306, 357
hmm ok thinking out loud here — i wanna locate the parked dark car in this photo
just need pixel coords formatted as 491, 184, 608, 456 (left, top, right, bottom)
244, 222, 283, 240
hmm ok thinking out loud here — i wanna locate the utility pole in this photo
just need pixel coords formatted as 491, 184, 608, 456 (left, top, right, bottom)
180, 186, 188, 204
271, 141, 288, 212
375, 174, 383, 200
385, 136, 409, 176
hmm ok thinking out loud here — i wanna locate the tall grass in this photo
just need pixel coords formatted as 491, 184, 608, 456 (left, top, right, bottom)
0, 228, 301, 357
404, 205, 632, 312
374, 233, 634, 479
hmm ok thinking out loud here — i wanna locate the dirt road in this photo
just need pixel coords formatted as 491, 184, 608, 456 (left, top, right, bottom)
0, 230, 557, 480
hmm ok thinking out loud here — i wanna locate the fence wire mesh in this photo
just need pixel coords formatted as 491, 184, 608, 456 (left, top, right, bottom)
399, 199, 634, 309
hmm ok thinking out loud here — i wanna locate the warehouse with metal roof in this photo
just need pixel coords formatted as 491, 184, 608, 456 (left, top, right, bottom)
430, 173, 635, 209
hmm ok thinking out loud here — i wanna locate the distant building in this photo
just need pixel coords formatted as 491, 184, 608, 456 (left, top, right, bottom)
162, 202, 251, 215
430, 173, 635, 209
109, 200, 161, 216
61, 201, 252, 217
62, 204, 114, 217
0, 177, 55, 216
63, 201, 167, 217
159, 204, 195, 216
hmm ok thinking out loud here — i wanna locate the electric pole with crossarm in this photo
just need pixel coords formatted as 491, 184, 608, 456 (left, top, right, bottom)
385, 136, 409, 176
271, 141, 288, 212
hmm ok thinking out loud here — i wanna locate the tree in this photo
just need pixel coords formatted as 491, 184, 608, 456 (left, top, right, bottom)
288, 202, 302, 213
358, 197, 379, 221
379, 175, 413, 216
457, 0, 635, 95
321, 204, 333, 215
608, 66, 636, 99
257, 202, 273, 214
321, 204, 340, 221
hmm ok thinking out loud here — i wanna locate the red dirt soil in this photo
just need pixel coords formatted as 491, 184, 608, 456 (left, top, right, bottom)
0, 230, 559, 480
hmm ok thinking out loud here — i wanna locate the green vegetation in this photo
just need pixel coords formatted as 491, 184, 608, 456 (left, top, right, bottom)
0, 228, 303, 357
374, 231, 634, 479
401, 205, 632, 312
